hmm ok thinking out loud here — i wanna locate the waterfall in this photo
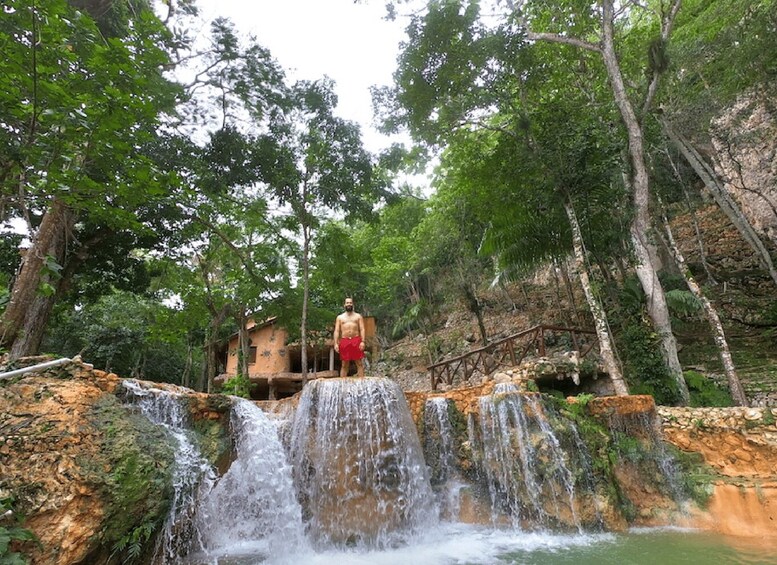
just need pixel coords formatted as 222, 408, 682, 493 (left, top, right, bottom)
289, 378, 437, 547
607, 410, 687, 506
124, 383, 305, 563
473, 385, 584, 530
193, 398, 306, 559
423, 397, 468, 521
122, 381, 217, 564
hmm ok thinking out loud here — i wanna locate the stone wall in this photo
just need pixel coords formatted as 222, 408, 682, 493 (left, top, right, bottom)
404, 381, 496, 423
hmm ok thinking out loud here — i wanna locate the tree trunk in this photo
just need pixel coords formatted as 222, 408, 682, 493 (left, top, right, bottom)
661, 118, 777, 286
498, 278, 517, 312
601, 1, 689, 404
664, 146, 718, 284
659, 204, 748, 406
203, 304, 230, 393
462, 283, 488, 345
630, 226, 690, 403
1, 198, 74, 358
551, 261, 571, 325
558, 258, 582, 326
300, 222, 310, 385
565, 200, 628, 395
181, 341, 193, 388
236, 305, 250, 379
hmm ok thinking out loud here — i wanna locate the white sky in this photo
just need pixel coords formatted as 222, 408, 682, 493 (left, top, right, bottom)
197, 0, 410, 153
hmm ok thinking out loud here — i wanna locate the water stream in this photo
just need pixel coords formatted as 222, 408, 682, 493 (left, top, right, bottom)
191, 398, 306, 561
123, 381, 217, 563
473, 385, 584, 529
289, 378, 437, 548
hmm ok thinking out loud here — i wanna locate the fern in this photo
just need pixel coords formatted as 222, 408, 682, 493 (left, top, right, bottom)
665, 289, 702, 318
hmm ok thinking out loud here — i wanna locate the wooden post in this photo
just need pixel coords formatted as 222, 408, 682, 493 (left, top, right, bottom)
508, 338, 517, 366
329, 347, 335, 371
268, 378, 277, 401
538, 327, 546, 357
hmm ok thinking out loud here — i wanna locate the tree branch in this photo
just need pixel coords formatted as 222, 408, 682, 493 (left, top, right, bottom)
526, 31, 601, 53
641, 0, 683, 118
188, 213, 261, 281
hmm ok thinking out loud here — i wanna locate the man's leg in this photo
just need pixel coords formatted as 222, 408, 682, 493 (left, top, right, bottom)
355, 359, 364, 378
340, 361, 349, 378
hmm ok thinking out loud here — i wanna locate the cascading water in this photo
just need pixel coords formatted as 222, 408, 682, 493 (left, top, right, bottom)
114, 379, 767, 564
607, 410, 688, 507
289, 377, 437, 547
473, 383, 586, 530
191, 398, 306, 560
122, 381, 216, 564
423, 397, 465, 520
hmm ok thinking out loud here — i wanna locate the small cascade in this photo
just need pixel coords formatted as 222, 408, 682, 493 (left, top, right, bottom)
289, 378, 437, 547
192, 398, 306, 559
424, 398, 457, 484
122, 381, 216, 564
607, 410, 687, 506
423, 397, 465, 520
472, 385, 586, 530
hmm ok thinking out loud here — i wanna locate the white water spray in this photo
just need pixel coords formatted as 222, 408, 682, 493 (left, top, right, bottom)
289, 378, 437, 547
122, 380, 216, 564
193, 398, 306, 558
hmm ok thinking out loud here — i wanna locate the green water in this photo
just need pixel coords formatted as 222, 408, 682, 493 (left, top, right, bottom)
498, 528, 777, 565
191, 526, 777, 564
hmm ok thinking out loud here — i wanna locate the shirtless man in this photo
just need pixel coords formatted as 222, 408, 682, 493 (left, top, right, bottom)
333, 297, 366, 378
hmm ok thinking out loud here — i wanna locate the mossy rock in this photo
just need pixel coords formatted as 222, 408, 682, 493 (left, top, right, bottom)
81, 394, 177, 563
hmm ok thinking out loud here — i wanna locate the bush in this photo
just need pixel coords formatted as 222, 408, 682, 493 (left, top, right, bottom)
618, 320, 682, 405
684, 370, 733, 407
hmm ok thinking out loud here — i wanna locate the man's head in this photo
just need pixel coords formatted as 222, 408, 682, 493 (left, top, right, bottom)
344, 297, 354, 312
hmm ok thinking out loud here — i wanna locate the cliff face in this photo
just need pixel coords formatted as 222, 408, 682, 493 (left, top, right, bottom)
405, 385, 777, 539
658, 405, 777, 539
713, 97, 777, 245
0, 360, 232, 564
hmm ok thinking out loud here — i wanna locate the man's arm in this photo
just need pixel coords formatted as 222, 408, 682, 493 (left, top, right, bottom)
358, 315, 365, 350
333, 316, 341, 352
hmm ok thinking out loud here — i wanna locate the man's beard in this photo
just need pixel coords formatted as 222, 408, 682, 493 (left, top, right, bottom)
345, 305, 353, 312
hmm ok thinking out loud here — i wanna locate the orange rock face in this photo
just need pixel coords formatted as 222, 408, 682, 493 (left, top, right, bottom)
587, 395, 656, 417
1, 370, 114, 564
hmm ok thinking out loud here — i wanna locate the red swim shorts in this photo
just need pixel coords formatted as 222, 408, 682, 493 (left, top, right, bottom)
339, 336, 365, 362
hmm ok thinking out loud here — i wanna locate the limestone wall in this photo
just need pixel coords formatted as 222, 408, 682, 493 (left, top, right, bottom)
712, 97, 777, 244
405, 381, 496, 423
0, 360, 232, 564
658, 405, 777, 539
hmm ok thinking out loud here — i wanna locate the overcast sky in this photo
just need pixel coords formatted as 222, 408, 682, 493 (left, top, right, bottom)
197, 0, 410, 153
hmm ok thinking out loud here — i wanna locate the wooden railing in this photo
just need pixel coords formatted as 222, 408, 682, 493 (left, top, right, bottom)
427, 325, 598, 391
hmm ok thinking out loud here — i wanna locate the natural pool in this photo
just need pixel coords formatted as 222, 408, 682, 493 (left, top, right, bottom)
188, 525, 777, 565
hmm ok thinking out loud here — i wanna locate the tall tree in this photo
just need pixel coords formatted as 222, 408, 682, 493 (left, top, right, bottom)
0, 0, 180, 357
256, 79, 381, 382
514, 0, 689, 402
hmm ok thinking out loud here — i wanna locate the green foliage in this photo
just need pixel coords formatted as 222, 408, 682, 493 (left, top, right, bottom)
110, 521, 155, 565
664, 0, 777, 136
0, 498, 38, 564
220, 373, 254, 399
684, 370, 733, 407
618, 319, 681, 405
664, 289, 703, 320
667, 447, 716, 509
44, 290, 199, 383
